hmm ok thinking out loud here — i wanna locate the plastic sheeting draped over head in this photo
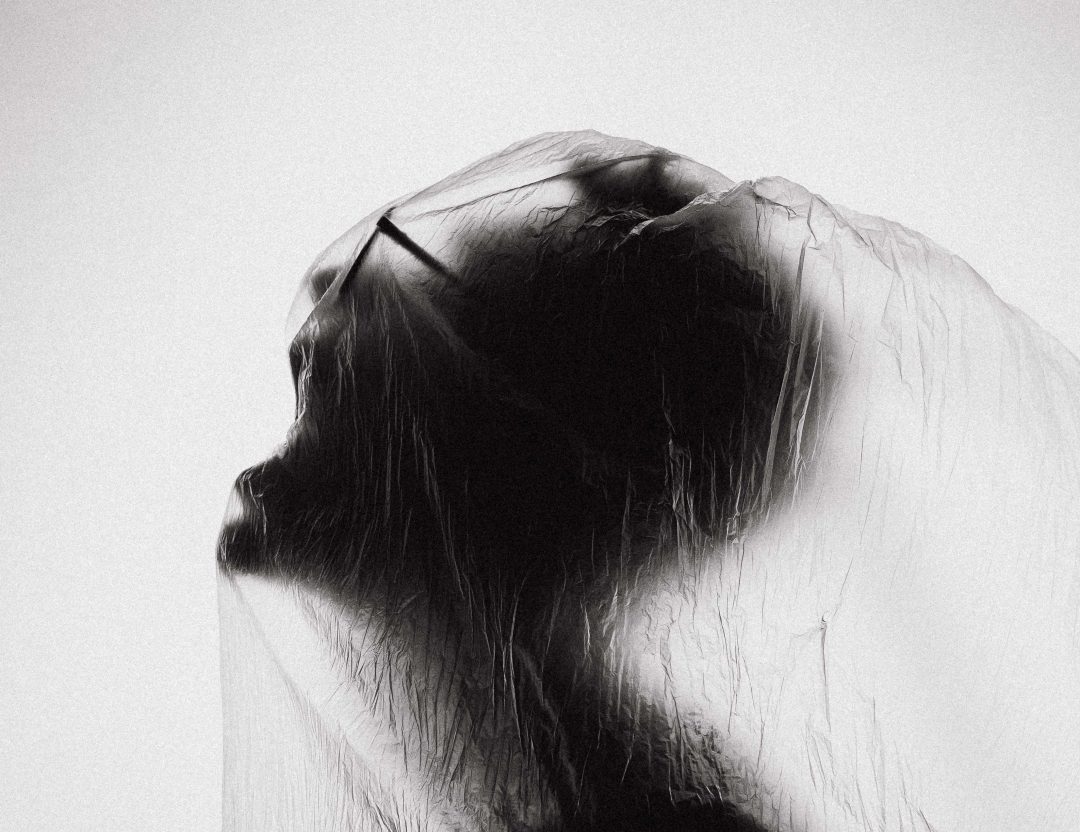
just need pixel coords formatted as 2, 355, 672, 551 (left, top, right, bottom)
230, 128, 1080, 594
219, 131, 1080, 832
231, 131, 840, 588
228, 132, 811, 590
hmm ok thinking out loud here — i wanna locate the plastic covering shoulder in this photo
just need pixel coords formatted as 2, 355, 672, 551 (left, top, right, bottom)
218, 131, 1080, 832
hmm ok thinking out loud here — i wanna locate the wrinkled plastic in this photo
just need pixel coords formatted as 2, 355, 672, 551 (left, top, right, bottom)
218, 132, 1080, 832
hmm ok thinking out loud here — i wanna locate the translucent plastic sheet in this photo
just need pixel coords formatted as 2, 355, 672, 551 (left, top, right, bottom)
218, 132, 1080, 832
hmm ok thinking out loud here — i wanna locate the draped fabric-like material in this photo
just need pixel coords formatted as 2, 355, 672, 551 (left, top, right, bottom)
218, 132, 1080, 832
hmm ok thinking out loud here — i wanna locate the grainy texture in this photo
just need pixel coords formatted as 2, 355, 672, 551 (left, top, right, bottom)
219, 132, 1080, 832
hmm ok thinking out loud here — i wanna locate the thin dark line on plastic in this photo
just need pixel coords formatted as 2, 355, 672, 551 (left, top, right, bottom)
375, 214, 462, 285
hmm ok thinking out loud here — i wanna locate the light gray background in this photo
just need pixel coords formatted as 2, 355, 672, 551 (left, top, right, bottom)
2, 2, 1077, 830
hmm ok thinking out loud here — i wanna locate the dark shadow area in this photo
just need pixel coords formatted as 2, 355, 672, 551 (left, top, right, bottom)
218, 182, 822, 831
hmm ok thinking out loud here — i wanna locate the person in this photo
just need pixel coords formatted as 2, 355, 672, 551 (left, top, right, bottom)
219, 131, 1080, 832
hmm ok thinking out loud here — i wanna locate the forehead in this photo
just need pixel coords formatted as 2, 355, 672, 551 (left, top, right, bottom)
284, 131, 733, 342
